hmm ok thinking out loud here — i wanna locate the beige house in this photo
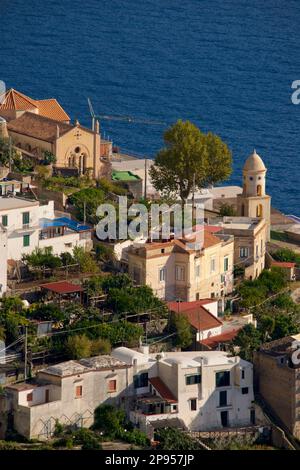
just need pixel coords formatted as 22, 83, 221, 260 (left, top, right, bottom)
2, 356, 130, 440
208, 216, 267, 280
127, 229, 234, 302
254, 334, 300, 440
237, 150, 271, 241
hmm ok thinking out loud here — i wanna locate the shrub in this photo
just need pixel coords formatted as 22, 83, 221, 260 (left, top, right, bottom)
91, 338, 111, 355
65, 334, 92, 359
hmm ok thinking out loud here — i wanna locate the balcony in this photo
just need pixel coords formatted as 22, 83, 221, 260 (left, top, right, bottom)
134, 395, 178, 416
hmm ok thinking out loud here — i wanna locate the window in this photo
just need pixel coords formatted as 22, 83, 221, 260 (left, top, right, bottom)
108, 379, 117, 392
224, 257, 229, 272
220, 410, 228, 427
23, 234, 30, 247
241, 369, 245, 380
159, 268, 166, 282
216, 371, 230, 387
249, 176, 253, 181
210, 257, 216, 273
239, 247, 249, 259
242, 387, 249, 395
186, 374, 201, 385
257, 185, 262, 196
22, 212, 30, 226
219, 390, 227, 406
256, 204, 263, 218
161, 248, 165, 254
256, 245, 259, 258
27, 393, 33, 402
175, 265, 185, 281
195, 264, 200, 278
261, 239, 263, 256
2, 215, 8, 227
75, 385, 82, 398
190, 398, 197, 411
134, 372, 148, 389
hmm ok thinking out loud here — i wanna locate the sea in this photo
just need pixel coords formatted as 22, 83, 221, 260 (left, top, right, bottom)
1, 0, 300, 214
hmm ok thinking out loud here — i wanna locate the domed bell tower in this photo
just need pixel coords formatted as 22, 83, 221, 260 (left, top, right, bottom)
237, 150, 271, 240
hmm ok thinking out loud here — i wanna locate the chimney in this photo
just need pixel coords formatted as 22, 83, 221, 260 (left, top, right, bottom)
139, 344, 149, 356
75, 119, 80, 126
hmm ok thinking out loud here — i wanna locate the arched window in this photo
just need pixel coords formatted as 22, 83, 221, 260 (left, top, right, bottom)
256, 204, 263, 217
257, 185, 262, 196
241, 204, 245, 216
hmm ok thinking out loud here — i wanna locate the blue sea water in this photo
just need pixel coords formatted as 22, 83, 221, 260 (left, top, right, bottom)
1, 0, 300, 214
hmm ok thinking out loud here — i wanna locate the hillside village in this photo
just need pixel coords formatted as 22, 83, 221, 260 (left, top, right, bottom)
0, 88, 300, 450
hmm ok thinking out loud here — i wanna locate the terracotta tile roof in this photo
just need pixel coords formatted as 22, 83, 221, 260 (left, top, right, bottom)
35, 99, 70, 122
0, 88, 70, 122
271, 261, 296, 268
200, 328, 240, 348
40, 281, 83, 294
167, 300, 222, 331
0, 88, 37, 111
8, 112, 93, 143
203, 230, 222, 248
148, 377, 177, 403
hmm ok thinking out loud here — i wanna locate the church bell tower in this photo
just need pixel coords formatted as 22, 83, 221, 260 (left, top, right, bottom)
237, 150, 271, 240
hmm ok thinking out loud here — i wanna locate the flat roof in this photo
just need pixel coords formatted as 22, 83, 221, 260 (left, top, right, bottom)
112, 170, 141, 181
42, 355, 128, 377
0, 197, 38, 211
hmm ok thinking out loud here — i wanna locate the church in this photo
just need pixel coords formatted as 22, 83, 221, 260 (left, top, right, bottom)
0, 88, 112, 179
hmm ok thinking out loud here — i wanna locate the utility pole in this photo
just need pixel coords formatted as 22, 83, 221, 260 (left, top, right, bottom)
24, 325, 28, 381
192, 172, 196, 223
144, 159, 148, 200
83, 200, 87, 224
8, 136, 12, 173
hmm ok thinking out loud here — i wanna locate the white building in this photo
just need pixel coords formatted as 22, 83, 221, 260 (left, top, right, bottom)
0, 196, 92, 296
112, 347, 254, 436
1, 347, 254, 440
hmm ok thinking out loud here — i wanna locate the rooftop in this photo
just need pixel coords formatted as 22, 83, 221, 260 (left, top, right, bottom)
8, 112, 94, 143
0, 196, 38, 211
148, 377, 177, 403
39, 217, 91, 232
271, 261, 296, 269
259, 333, 300, 357
167, 300, 222, 332
40, 281, 84, 295
41, 355, 128, 377
200, 329, 241, 349
0, 88, 70, 121
111, 170, 141, 182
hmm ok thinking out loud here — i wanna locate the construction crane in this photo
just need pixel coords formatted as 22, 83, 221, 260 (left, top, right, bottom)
87, 98, 166, 126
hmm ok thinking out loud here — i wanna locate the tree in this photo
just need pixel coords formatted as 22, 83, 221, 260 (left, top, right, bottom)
232, 324, 262, 361
28, 303, 64, 323
169, 312, 193, 349
65, 334, 92, 359
0, 297, 28, 342
0, 137, 20, 167
101, 273, 132, 293
73, 246, 99, 274
90, 338, 111, 355
149, 120, 232, 205
272, 314, 299, 340
155, 428, 203, 450
219, 202, 236, 216
69, 188, 105, 224
60, 252, 74, 266
42, 150, 56, 165
258, 267, 287, 293
22, 247, 62, 270
93, 404, 126, 438
106, 285, 167, 317
272, 248, 300, 266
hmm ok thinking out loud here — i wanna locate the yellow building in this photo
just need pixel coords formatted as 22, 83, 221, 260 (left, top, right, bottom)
0, 88, 112, 179
237, 150, 271, 240
127, 229, 234, 302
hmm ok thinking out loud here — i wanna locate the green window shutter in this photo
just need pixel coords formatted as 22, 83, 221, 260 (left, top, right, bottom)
23, 234, 30, 247
2, 215, 8, 227
23, 212, 30, 225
